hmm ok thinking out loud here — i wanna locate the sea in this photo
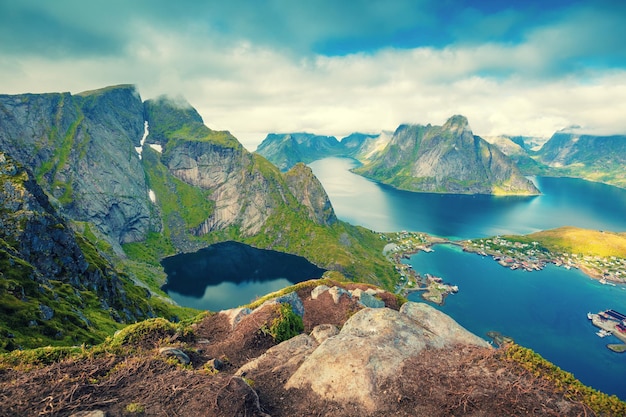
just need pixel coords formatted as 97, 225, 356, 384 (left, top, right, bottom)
309, 157, 626, 400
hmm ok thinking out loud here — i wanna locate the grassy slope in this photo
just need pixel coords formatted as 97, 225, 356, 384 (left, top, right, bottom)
508, 226, 626, 258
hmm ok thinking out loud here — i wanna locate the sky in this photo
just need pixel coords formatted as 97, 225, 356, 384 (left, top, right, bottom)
1, 0, 625, 151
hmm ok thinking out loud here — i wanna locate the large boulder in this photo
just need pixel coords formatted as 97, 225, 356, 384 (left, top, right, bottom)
285, 302, 490, 411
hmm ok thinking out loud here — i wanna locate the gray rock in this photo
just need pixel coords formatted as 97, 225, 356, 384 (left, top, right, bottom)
238, 334, 318, 377
400, 302, 491, 348
310, 285, 330, 300
259, 291, 304, 317
286, 304, 491, 411
309, 324, 339, 344
328, 286, 351, 304
286, 308, 433, 411
39, 304, 54, 321
158, 347, 190, 365
206, 358, 223, 372
354, 291, 385, 308
220, 307, 252, 329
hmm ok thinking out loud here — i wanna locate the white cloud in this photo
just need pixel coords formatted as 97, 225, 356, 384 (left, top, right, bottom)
1, 11, 626, 153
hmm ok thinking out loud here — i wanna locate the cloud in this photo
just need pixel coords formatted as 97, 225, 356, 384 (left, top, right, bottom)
0, 0, 625, 151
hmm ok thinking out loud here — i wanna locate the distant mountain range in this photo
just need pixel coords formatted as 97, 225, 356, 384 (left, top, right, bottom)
257, 119, 626, 192
258, 116, 540, 195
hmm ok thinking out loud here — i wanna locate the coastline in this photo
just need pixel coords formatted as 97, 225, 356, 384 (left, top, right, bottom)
459, 238, 626, 286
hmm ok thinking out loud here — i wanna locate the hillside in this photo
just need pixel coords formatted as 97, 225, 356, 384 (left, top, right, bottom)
510, 226, 626, 258
353, 115, 540, 195
536, 130, 626, 188
0, 152, 187, 351
0, 85, 396, 351
2, 279, 623, 416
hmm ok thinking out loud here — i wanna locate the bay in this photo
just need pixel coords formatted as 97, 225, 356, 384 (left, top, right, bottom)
407, 244, 626, 400
309, 157, 626, 239
309, 156, 626, 399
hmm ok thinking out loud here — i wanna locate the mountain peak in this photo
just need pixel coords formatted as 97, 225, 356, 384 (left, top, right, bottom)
442, 115, 470, 134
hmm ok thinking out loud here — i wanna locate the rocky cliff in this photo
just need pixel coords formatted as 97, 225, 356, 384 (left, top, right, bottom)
354, 115, 540, 195
0, 152, 164, 351
0, 85, 152, 247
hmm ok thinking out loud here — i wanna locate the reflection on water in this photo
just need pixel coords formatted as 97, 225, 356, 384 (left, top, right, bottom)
309, 157, 626, 238
162, 241, 325, 310
167, 279, 293, 311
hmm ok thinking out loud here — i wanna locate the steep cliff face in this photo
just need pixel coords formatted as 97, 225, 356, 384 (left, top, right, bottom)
144, 97, 339, 244
354, 115, 540, 195
0, 85, 152, 246
284, 163, 337, 226
0, 152, 157, 351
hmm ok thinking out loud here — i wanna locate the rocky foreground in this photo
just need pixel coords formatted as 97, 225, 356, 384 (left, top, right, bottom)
2, 279, 620, 417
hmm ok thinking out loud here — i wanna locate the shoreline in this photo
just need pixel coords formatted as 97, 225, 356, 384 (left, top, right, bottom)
459, 241, 626, 286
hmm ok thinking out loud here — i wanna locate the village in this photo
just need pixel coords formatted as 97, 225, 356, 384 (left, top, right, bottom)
381, 231, 459, 305
461, 236, 626, 284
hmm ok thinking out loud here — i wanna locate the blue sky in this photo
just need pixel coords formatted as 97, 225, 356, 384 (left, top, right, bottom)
1, 0, 625, 149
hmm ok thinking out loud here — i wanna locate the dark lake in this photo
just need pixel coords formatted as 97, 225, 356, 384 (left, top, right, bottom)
161, 241, 325, 311
309, 156, 626, 400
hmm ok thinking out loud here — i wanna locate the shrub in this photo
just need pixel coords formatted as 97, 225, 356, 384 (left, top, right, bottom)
264, 303, 303, 343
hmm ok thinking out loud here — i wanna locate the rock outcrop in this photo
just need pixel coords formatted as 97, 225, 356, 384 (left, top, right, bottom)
0, 152, 156, 350
284, 303, 490, 411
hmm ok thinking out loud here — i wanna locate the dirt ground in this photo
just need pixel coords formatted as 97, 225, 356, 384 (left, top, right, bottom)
0, 281, 602, 416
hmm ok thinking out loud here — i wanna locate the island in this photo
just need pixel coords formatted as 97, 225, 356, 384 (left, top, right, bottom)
381, 231, 459, 304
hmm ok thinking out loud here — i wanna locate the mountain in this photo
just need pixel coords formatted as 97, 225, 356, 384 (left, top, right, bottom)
1, 279, 622, 416
0, 151, 177, 351
0, 86, 152, 248
0, 85, 396, 350
256, 131, 387, 171
354, 115, 540, 195
255, 133, 342, 171
481, 135, 549, 175
537, 129, 626, 188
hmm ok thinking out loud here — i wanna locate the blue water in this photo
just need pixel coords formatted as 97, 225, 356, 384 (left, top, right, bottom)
309, 157, 626, 400
407, 244, 626, 399
309, 157, 626, 239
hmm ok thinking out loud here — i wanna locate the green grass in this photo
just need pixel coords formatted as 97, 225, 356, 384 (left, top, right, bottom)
505, 344, 626, 416
505, 226, 626, 258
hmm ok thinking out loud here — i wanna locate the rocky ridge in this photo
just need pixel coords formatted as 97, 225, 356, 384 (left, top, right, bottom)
0, 279, 615, 416
0, 152, 163, 350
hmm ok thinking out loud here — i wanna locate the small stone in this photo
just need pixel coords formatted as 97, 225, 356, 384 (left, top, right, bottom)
311, 285, 330, 300
310, 324, 339, 344
69, 411, 107, 417
328, 286, 350, 304
206, 358, 223, 371
159, 347, 190, 365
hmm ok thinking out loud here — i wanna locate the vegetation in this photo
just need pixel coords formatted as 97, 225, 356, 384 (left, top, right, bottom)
262, 303, 304, 343
510, 226, 626, 258
505, 344, 626, 415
